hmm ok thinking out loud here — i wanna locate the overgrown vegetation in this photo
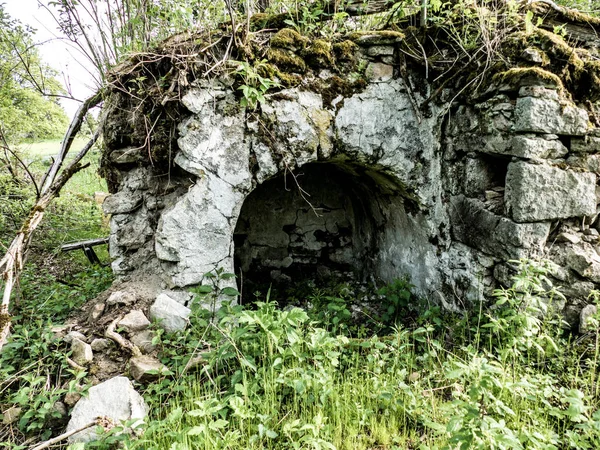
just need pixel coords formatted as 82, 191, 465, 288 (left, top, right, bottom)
4, 259, 598, 449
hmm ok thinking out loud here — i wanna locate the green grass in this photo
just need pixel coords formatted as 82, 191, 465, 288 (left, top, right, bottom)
15, 137, 89, 159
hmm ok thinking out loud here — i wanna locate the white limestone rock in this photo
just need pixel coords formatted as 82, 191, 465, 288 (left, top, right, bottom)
514, 96, 589, 135
155, 172, 244, 286
71, 338, 93, 366
505, 161, 596, 222
66, 376, 148, 443
118, 310, 151, 333
177, 92, 252, 191
580, 304, 598, 333
149, 293, 191, 333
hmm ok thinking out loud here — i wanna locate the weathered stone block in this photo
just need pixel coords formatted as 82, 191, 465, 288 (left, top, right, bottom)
510, 135, 567, 159
505, 162, 596, 222
571, 135, 600, 153
102, 191, 143, 215
514, 96, 589, 135
366, 62, 393, 82
450, 196, 550, 258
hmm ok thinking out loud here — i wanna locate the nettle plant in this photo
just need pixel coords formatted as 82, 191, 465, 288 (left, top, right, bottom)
232, 60, 280, 109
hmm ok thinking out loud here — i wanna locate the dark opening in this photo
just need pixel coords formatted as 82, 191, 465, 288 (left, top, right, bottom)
233, 163, 377, 301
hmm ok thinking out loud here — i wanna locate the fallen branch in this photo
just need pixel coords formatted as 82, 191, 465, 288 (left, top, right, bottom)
0, 91, 102, 353
29, 420, 98, 450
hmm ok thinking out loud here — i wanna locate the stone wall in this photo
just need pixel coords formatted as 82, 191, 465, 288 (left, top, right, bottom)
101, 30, 600, 328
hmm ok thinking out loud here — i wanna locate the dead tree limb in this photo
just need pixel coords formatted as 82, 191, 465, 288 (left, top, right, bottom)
0, 91, 102, 353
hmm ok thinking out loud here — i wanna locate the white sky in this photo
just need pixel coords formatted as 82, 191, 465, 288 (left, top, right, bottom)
4, 0, 98, 118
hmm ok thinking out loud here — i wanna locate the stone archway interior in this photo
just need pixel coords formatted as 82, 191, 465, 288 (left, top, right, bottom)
233, 163, 376, 297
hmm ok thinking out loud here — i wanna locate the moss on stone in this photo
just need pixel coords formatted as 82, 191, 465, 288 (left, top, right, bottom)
333, 40, 358, 61
270, 28, 309, 50
266, 47, 307, 73
302, 39, 334, 68
249, 13, 289, 31
493, 67, 564, 91
346, 30, 405, 45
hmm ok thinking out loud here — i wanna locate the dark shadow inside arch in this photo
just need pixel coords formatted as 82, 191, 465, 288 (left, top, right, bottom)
233, 161, 417, 303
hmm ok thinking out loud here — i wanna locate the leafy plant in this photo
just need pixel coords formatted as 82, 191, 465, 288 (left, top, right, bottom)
232, 60, 280, 110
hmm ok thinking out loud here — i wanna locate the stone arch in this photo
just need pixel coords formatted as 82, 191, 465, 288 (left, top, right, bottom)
152, 81, 445, 302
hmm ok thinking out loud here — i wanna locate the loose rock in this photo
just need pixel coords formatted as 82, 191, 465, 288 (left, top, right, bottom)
118, 310, 151, 333
149, 293, 191, 333
129, 355, 168, 382
71, 338, 93, 366
66, 376, 148, 443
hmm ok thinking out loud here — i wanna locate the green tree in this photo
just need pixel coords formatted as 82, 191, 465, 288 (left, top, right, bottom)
0, 4, 69, 143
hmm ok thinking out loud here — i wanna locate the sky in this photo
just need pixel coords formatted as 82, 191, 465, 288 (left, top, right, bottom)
4, 0, 98, 118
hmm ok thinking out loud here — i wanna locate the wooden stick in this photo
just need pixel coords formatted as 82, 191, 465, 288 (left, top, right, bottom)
0, 93, 102, 353
29, 420, 98, 450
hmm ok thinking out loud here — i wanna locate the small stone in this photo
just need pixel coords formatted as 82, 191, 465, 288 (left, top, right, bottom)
585, 228, 599, 236
579, 304, 598, 333
64, 331, 87, 344
521, 47, 545, 64
366, 45, 395, 57
149, 294, 191, 333
130, 330, 157, 354
71, 338, 93, 366
90, 338, 112, 352
52, 401, 68, 418
366, 62, 393, 82
129, 355, 168, 382
106, 291, 136, 306
566, 243, 600, 283
118, 310, 151, 333
64, 391, 82, 407
89, 302, 105, 321
583, 235, 599, 243
102, 191, 143, 215
557, 232, 582, 245
485, 190, 502, 200
2, 406, 22, 425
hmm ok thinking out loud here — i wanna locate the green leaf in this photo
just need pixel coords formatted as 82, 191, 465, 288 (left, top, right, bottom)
221, 287, 240, 297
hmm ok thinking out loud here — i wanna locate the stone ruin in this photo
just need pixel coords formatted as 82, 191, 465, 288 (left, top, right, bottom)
40, 4, 600, 441
98, 5, 600, 331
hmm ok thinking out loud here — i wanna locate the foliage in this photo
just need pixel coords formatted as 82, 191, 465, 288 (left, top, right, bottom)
0, 4, 69, 143
232, 60, 280, 109
46, 260, 595, 450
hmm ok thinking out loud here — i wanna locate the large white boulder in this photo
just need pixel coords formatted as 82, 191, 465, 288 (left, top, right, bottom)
66, 376, 148, 443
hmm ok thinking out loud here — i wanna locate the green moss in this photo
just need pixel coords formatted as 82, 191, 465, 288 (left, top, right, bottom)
266, 48, 307, 73
346, 30, 405, 45
333, 40, 358, 61
249, 13, 289, 31
270, 28, 309, 50
258, 62, 302, 87
315, 75, 368, 108
493, 67, 564, 91
302, 39, 334, 69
